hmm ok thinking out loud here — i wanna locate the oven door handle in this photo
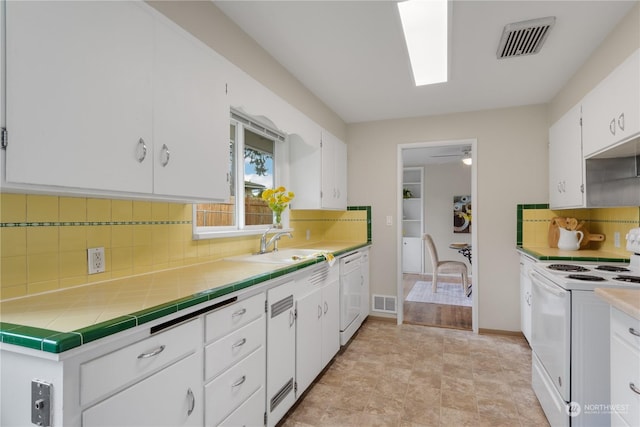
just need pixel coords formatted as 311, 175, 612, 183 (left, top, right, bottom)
530, 270, 567, 297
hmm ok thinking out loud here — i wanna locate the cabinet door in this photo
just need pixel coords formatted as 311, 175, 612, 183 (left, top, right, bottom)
82, 352, 202, 427
266, 280, 297, 427
5, 1, 154, 193
402, 237, 423, 273
153, 18, 229, 201
519, 256, 533, 344
295, 287, 322, 395
548, 104, 584, 209
321, 130, 347, 210
582, 49, 640, 157
321, 278, 341, 367
360, 251, 370, 320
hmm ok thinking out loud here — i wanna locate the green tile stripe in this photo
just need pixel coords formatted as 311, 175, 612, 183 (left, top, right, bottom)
0, 220, 191, 228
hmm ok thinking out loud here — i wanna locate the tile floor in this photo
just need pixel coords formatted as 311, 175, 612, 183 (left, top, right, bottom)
281, 319, 549, 427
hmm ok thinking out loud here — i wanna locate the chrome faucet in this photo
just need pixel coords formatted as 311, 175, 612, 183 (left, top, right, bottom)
259, 227, 293, 254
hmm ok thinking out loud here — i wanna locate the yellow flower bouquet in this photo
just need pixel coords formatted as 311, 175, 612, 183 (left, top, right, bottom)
261, 186, 295, 226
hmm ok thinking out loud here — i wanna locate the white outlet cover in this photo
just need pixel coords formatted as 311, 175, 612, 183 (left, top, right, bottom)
87, 247, 105, 274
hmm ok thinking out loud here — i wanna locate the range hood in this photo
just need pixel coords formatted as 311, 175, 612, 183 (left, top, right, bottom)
585, 137, 640, 207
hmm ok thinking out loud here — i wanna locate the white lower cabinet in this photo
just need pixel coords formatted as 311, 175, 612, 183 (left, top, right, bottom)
82, 351, 203, 427
610, 307, 640, 427
402, 237, 423, 273
266, 280, 298, 427
203, 292, 266, 427
519, 254, 534, 344
295, 264, 340, 395
204, 347, 265, 427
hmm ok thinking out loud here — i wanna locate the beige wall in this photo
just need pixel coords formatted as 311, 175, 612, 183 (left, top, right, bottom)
348, 105, 548, 330
549, 2, 640, 123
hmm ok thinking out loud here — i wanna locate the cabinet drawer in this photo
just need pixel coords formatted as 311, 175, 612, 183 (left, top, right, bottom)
218, 386, 265, 427
80, 319, 202, 405
205, 293, 265, 343
205, 346, 265, 427
611, 308, 640, 427
205, 315, 265, 381
612, 307, 640, 349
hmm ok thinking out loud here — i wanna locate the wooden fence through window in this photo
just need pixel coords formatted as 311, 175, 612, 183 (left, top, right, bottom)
196, 197, 273, 227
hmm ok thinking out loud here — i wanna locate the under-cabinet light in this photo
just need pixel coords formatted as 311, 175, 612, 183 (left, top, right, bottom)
397, 0, 448, 86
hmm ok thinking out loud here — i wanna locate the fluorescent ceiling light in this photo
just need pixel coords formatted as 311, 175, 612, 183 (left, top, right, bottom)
397, 0, 448, 86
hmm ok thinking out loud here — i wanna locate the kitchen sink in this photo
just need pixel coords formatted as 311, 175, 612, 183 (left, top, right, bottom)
225, 249, 330, 264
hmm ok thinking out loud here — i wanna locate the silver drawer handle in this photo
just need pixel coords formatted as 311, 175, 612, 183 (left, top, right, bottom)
629, 328, 640, 337
232, 375, 246, 388
137, 345, 165, 359
160, 144, 171, 167
136, 138, 147, 163
232, 338, 247, 349
630, 383, 640, 395
232, 308, 247, 318
186, 388, 195, 416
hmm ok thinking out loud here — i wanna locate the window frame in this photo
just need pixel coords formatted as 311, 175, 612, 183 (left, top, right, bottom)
192, 110, 289, 240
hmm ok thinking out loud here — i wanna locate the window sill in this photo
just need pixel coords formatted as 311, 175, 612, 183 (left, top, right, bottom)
193, 226, 294, 240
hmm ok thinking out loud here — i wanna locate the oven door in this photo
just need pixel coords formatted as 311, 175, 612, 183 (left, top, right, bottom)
530, 269, 571, 401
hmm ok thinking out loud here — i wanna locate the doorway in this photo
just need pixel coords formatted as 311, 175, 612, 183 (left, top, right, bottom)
396, 139, 478, 332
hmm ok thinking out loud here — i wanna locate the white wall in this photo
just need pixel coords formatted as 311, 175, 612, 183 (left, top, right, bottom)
423, 162, 472, 273
348, 105, 549, 330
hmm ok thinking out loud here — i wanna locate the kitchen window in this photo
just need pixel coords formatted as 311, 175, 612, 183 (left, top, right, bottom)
193, 110, 286, 239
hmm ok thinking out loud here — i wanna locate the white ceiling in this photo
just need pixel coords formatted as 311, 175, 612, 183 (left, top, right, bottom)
214, 0, 636, 124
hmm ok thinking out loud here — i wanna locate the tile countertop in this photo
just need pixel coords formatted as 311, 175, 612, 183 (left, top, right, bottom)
595, 288, 640, 320
0, 241, 368, 354
517, 246, 630, 263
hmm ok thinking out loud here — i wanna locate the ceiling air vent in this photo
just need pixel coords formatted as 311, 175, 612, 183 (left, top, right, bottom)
497, 16, 555, 59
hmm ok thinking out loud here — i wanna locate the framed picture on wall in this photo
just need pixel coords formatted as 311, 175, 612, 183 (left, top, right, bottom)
453, 195, 471, 233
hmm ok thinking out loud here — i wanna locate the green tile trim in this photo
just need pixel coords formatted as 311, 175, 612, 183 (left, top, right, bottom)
1, 325, 59, 350
75, 316, 137, 345
42, 332, 83, 353
134, 302, 179, 326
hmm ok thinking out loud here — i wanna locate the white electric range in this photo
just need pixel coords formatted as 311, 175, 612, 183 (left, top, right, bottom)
530, 228, 640, 427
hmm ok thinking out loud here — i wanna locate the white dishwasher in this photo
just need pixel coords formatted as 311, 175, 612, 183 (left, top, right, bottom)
340, 251, 362, 345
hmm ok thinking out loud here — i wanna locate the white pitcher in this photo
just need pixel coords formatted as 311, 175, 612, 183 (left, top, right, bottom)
558, 227, 584, 251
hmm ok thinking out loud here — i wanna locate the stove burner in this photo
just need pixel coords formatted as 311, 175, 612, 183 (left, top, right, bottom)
612, 275, 640, 284
566, 274, 607, 282
548, 264, 590, 272
595, 265, 631, 272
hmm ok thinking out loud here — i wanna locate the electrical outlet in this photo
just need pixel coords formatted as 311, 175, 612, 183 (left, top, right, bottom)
614, 232, 621, 248
306, 229, 311, 240
87, 247, 105, 274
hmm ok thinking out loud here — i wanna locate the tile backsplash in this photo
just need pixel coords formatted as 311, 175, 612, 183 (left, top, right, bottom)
0, 194, 370, 299
517, 204, 640, 255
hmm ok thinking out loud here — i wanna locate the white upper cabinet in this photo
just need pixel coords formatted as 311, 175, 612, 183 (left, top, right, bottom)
153, 16, 229, 201
582, 49, 640, 158
5, 1, 154, 194
549, 103, 585, 209
4, 1, 229, 202
321, 130, 348, 210
289, 129, 347, 210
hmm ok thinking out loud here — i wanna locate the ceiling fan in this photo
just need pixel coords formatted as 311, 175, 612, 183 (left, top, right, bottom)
430, 147, 472, 165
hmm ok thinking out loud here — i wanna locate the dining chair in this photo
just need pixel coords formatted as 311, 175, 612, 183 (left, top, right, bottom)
423, 234, 469, 294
